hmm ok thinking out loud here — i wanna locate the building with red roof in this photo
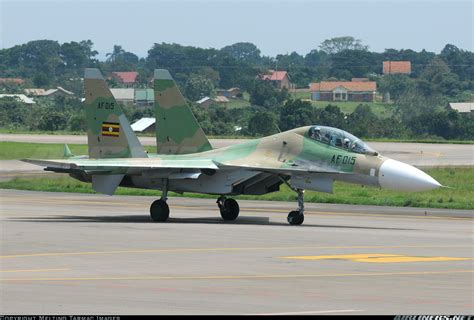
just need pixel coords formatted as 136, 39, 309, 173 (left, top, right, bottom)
110, 72, 139, 87
310, 80, 377, 102
259, 70, 294, 90
383, 61, 411, 75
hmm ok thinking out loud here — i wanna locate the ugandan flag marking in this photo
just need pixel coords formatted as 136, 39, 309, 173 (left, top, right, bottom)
101, 122, 120, 137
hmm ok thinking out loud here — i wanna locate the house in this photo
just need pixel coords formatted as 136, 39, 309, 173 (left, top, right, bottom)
0, 94, 35, 104
110, 88, 135, 106
383, 61, 411, 75
196, 97, 213, 108
196, 96, 229, 108
310, 80, 377, 102
212, 96, 230, 104
259, 70, 294, 90
0, 78, 25, 85
24, 87, 74, 98
449, 102, 473, 114
110, 72, 138, 87
131, 117, 156, 133
216, 87, 241, 98
134, 88, 154, 107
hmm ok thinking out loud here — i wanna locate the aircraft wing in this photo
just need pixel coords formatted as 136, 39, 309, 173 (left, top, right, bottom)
22, 158, 219, 173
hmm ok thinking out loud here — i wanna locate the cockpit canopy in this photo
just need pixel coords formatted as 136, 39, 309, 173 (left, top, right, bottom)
307, 125, 378, 155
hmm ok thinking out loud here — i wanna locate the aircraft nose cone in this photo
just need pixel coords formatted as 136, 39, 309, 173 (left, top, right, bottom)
378, 159, 441, 192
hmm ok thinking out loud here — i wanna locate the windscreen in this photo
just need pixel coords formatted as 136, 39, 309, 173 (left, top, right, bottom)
307, 125, 377, 155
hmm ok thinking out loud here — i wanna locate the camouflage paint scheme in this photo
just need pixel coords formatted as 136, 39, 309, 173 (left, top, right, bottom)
25, 68, 386, 196
154, 69, 212, 154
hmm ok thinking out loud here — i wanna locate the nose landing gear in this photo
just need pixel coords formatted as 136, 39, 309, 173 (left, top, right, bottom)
279, 177, 305, 225
287, 188, 305, 225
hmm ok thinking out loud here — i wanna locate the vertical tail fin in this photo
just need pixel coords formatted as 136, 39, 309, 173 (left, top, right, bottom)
153, 69, 212, 154
84, 68, 147, 159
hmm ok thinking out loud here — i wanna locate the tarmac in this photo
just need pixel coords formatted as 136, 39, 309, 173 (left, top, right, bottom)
0, 189, 473, 315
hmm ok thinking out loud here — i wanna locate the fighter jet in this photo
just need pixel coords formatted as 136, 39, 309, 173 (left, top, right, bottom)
23, 68, 442, 225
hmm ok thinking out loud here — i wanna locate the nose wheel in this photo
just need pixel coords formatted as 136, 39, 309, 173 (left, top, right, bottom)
287, 210, 304, 225
217, 196, 240, 221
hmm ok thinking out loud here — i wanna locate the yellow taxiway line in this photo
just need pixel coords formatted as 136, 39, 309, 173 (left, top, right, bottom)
280, 253, 474, 263
1, 245, 472, 259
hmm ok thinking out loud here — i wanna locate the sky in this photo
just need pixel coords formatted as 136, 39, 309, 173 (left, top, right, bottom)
1, 0, 472, 60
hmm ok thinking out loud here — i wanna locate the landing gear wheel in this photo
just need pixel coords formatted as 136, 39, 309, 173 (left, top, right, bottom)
219, 198, 240, 221
287, 210, 304, 225
150, 199, 170, 222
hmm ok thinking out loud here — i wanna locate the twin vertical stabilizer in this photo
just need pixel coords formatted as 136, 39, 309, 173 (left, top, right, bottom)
153, 69, 212, 155
84, 68, 147, 159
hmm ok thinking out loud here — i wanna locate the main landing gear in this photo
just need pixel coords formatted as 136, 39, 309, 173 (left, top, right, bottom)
217, 196, 240, 221
150, 179, 170, 222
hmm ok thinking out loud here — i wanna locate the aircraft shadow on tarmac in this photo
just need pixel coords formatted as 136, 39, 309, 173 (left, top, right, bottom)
10, 215, 415, 231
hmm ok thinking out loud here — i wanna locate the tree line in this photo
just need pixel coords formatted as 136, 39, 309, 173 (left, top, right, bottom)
0, 37, 472, 140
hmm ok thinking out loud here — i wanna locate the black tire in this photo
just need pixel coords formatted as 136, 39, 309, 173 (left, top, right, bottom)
220, 198, 239, 221
287, 210, 304, 225
150, 199, 170, 222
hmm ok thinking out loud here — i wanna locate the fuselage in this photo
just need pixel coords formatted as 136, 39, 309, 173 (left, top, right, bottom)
113, 125, 440, 195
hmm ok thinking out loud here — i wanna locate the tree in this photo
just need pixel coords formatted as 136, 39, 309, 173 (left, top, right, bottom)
247, 111, 277, 136
346, 104, 379, 137
38, 109, 68, 131
279, 99, 314, 131
440, 44, 474, 82
419, 57, 461, 97
105, 45, 139, 71
378, 74, 413, 100
319, 36, 368, 55
314, 105, 346, 129
249, 80, 288, 107
69, 113, 86, 132
221, 42, 261, 64
329, 49, 379, 79
184, 74, 214, 101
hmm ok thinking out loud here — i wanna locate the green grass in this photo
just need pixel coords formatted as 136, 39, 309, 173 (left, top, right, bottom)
290, 91, 311, 100
0, 128, 86, 135
0, 168, 473, 210
311, 101, 394, 118
365, 138, 474, 145
225, 99, 251, 109
0, 142, 155, 160
289, 92, 394, 117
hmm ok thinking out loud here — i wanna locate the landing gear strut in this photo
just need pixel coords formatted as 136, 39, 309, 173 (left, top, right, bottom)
217, 196, 240, 221
287, 189, 305, 225
279, 177, 305, 225
150, 179, 170, 222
